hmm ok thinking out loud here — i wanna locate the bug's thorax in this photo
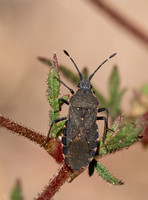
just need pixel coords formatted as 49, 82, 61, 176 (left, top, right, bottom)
69, 79, 99, 108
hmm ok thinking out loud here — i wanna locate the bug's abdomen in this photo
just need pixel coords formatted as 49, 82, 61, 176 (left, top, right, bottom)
62, 106, 99, 171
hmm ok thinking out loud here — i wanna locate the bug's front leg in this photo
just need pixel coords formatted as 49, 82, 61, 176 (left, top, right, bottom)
40, 117, 67, 147
57, 98, 69, 112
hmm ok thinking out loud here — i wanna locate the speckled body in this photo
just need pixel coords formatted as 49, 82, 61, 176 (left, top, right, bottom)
41, 50, 115, 171
62, 88, 99, 171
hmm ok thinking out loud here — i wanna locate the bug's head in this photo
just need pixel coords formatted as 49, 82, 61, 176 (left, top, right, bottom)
78, 79, 92, 90
63, 50, 116, 90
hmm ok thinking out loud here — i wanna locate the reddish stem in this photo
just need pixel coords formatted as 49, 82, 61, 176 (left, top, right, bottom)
0, 115, 45, 144
90, 0, 148, 45
36, 162, 73, 200
0, 115, 64, 163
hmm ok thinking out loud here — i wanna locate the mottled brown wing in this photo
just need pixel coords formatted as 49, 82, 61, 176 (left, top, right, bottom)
63, 106, 98, 171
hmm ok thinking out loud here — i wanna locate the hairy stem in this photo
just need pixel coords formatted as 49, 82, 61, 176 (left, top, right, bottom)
0, 115, 64, 163
0, 115, 45, 144
36, 162, 73, 200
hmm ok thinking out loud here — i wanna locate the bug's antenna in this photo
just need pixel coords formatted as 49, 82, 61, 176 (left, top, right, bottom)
54, 77, 74, 94
63, 50, 83, 81
89, 53, 117, 81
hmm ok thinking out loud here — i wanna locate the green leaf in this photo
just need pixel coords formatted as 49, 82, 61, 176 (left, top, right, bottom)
82, 67, 89, 79
39, 54, 68, 138
47, 68, 60, 111
96, 162, 123, 185
10, 181, 22, 200
38, 56, 52, 67
108, 66, 126, 120
109, 88, 126, 119
99, 116, 143, 156
140, 84, 148, 95
59, 65, 80, 85
46, 54, 61, 138
93, 88, 108, 107
109, 66, 119, 103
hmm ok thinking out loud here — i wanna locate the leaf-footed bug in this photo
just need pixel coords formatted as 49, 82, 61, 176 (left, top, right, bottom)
41, 50, 116, 171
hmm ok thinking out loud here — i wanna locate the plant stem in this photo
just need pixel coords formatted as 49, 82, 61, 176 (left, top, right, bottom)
36, 162, 73, 200
0, 115, 64, 163
0, 115, 45, 144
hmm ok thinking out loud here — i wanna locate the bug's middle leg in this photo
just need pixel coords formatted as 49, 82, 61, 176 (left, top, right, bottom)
97, 116, 108, 143
98, 107, 109, 121
40, 116, 67, 147
97, 107, 110, 144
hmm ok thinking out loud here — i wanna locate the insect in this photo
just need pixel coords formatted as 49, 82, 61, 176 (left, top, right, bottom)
41, 50, 116, 171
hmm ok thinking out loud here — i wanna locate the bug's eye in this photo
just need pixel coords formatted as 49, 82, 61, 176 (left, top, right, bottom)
78, 83, 80, 87
90, 85, 92, 89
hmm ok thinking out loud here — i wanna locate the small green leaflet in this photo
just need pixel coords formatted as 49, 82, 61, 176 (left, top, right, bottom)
99, 116, 142, 156
96, 162, 123, 185
39, 54, 68, 138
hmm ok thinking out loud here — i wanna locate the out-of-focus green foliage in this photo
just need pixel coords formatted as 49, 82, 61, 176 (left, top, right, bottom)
140, 84, 148, 95
10, 181, 22, 200
107, 66, 126, 119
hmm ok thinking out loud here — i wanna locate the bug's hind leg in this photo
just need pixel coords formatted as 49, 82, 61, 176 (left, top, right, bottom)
88, 159, 97, 176
40, 117, 67, 147
97, 107, 113, 142
97, 107, 114, 151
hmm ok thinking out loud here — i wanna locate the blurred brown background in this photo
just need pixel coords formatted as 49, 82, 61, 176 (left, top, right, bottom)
0, 0, 148, 199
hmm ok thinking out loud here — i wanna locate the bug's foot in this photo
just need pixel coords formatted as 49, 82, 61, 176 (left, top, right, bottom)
107, 128, 114, 132
54, 110, 59, 113
104, 143, 109, 152
102, 136, 109, 153
54, 108, 62, 113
